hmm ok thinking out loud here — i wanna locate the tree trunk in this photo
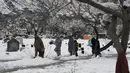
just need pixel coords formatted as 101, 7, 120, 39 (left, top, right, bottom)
117, 9, 130, 73
121, 9, 130, 52
107, 15, 129, 73
116, 52, 129, 73
34, 30, 38, 39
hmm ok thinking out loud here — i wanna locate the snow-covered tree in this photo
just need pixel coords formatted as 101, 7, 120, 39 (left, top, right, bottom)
2, 0, 72, 37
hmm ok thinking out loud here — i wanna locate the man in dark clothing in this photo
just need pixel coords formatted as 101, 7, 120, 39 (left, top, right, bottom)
91, 37, 101, 57
91, 37, 96, 55
95, 39, 101, 57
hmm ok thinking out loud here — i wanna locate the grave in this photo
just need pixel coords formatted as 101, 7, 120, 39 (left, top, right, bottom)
7, 38, 19, 52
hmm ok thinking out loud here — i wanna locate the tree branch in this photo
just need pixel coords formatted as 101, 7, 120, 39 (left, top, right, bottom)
76, 0, 123, 18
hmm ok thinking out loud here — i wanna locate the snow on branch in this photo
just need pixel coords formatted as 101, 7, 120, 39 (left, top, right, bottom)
123, 0, 130, 7
90, 2, 119, 15
76, 0, 123, 18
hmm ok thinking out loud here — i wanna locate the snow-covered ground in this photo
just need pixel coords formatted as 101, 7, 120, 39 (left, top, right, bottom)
0, 38, 130, 73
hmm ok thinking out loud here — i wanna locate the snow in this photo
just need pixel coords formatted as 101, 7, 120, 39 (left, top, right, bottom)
102, 14, 111, 22
0, 0, 11, 14
90, 2, 120, 26
123, 0, 130, 7
8, 58, 116, 73
0, 0, 39, 14
0, 38, 129, 73
101, 2, 119, 10
90, 2, 119, 15
67, 0, 71, 3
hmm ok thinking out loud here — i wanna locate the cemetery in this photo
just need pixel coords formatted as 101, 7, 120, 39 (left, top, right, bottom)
0, 0, 130, 73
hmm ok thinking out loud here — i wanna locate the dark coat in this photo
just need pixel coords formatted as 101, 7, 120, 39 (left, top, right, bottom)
74, 40, 78, 52
91, 37, 100, 52
74, 40, 78, 56
68, 36, 75, 55
54, 37, 62, 56
91, 37, 100, 55
34, 36, 45, 58
34, 36, 45, 52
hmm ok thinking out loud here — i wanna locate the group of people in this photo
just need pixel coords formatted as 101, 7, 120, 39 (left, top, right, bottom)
52, 34, 101, 57
52, 35, 79, 57
33, 33, 102, 58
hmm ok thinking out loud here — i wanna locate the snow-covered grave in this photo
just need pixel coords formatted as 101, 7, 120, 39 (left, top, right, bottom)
0, 38, 130, 73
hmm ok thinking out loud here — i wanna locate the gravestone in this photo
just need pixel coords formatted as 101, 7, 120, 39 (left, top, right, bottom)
7, 38, 19, 52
